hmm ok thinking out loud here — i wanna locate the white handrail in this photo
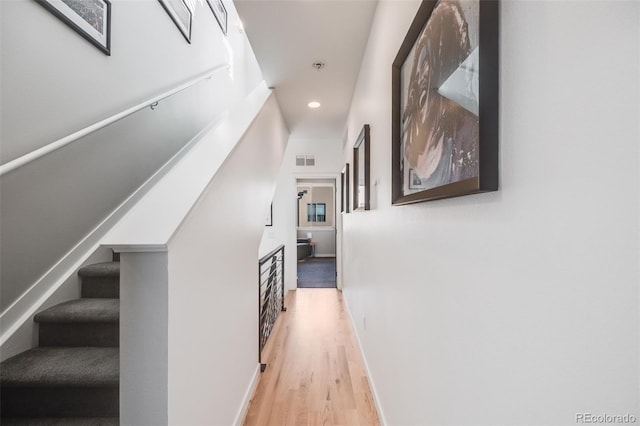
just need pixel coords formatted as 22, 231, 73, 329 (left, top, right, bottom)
0, 64, 230, 177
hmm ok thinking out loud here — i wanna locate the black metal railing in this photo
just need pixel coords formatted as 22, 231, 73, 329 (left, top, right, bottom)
258, 244, 286, 371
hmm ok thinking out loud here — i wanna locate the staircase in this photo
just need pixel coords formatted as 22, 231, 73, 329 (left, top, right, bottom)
1, 259, 120, 425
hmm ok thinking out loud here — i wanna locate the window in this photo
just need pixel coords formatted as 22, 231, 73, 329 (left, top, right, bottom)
306, 203, 326, 222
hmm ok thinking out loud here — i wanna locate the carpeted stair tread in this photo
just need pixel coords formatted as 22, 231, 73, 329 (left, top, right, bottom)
1, 347, 118, 387
1, 418, 119, 425
80, 262, 119, 299
78, 262, 120, 278
1, 260, 122, 421
35, 299, 119, 324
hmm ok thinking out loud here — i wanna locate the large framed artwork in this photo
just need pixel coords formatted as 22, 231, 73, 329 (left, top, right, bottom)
341, 164, 350, 213
352, 125, 371, 211
206, 0, 228, 35
159, 0, 192, 43
36, 0, 111, 55
391, 0, 499, 205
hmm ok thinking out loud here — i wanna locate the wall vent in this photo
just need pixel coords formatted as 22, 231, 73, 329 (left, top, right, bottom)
296, 155, 315, 167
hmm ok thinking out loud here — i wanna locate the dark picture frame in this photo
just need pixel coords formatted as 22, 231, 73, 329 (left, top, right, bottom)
265, 203, 273, 227
341, 164, 350, 213
36, 0, 111, 55
207, 0, 228, 35
159, 0, 192, 43
352, 125, 371, 211
391, 0, 499, 205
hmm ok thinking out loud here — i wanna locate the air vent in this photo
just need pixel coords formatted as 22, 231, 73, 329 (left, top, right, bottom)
296, 155, 315, 167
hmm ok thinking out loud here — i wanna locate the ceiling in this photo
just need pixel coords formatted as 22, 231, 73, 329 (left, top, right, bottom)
234, 0, 378, 140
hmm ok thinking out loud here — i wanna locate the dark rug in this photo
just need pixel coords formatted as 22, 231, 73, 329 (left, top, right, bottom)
297, 258, 336, 288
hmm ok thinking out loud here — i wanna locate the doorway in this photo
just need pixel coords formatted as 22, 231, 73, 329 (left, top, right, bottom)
295, 178, 337, 288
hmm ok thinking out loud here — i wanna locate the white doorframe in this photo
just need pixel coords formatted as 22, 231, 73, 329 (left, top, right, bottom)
292, 173, 341, 290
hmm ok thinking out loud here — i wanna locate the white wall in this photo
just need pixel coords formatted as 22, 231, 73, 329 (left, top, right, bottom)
120, 251, 169, 426
0, 0, 262, 317
260, 136, 343, 290
297, 229, 335, 257
0, 0, 259, 162
103, 83, 287, 425
342, 1, 640, 425
165, 93, 288, 425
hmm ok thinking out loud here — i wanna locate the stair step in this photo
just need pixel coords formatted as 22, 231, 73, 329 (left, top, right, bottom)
79, 262, 119, 299
1, 418, 119, 425
1, 347, 119, 418
35, 299, 119, 347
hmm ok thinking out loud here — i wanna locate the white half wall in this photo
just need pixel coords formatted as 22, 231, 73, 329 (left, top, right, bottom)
342, 1, 639, 425
165, 93, 288, 425
120, 251, 169, 426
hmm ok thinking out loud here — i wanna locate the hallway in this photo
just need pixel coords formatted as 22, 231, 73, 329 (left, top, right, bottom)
243, 289, 380, 426
297, 258, 337, 288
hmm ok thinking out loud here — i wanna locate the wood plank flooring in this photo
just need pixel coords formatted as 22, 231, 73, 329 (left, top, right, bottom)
243, 289, 380, 426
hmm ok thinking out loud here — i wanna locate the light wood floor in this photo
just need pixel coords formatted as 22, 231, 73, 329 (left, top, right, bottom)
243, 289, 380, 426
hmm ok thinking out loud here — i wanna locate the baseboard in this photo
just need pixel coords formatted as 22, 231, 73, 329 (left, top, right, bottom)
313, 254, 336, 258
233, 363, 261, 426
0, 112, 223, 355
342, 294, 388, 426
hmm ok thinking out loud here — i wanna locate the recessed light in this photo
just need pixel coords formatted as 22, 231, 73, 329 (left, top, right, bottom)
308, 101, 321, 109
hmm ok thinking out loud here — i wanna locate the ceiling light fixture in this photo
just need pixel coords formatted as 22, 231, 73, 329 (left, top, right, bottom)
308, 101, 321, 109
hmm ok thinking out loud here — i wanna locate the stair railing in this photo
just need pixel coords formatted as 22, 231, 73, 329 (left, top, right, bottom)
0, 64, 229, 177
258, 244, 286, 371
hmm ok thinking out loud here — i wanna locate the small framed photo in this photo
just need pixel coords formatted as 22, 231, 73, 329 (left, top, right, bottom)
207, 0, 228, 35
352, 125, 371, 211
265, 203, 273, 227
341, 164, 350, 213
159, 0, 192, 43
36, 0, 111, 55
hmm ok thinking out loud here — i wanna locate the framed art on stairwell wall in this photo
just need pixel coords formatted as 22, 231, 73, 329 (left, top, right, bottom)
36, 0, 112, 55
207, 0, 228, 35
159, 0, 192, 43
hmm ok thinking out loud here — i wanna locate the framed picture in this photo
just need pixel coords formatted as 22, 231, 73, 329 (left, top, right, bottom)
36, 0, 111, 55
341, 164, 350, 213
265, 203, 273, 227
159, 0, 192, 43
207, 0, 228, 35
391, 0, 499, 205
352, 125, 371, 211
